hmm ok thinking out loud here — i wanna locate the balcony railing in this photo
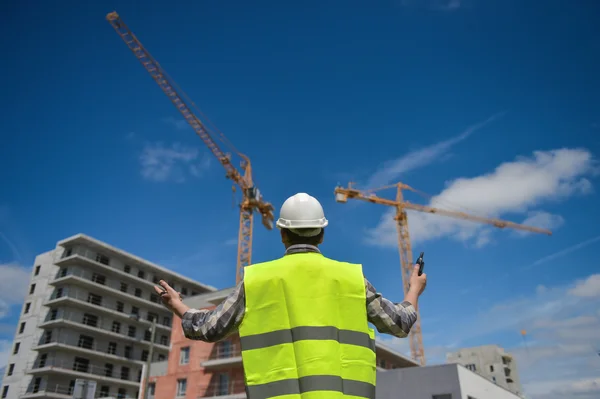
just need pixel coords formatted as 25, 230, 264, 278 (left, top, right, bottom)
21, 382, 138, 399
209, 344, 241, 360
39, 309, 169, 350
200, 380, 246, 397
27, 358, 142, 384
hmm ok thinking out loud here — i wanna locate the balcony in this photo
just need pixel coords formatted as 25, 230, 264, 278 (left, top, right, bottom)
50, 267, 167, 312
199, 380, 246, 398
56, 247, 160, 291
44, 289, 171, 332
37, 310, 170, 352
201, 343, 242, 369
27, 358, 141, 388
21, 381, 139, 399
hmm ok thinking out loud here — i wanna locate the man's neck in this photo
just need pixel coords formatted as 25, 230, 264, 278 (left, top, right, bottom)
284, 244, 321, 255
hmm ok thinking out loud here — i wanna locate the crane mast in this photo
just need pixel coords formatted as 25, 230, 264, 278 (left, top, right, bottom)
107, 12, 274, 283
335, 182, 551, 366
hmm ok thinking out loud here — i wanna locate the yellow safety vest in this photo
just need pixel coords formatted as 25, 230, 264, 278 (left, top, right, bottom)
239, 252, 376, 399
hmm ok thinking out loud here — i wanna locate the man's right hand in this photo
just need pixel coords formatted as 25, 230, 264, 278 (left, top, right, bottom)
409, 264, 427, 296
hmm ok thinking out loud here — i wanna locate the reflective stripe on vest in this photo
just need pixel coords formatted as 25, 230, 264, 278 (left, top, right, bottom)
239, 252, 376, 399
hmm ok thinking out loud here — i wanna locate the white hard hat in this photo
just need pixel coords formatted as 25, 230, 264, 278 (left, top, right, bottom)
276, 193, 328, 236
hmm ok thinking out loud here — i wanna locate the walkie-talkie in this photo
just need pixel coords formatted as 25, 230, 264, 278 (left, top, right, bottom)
416, 252, 425, 276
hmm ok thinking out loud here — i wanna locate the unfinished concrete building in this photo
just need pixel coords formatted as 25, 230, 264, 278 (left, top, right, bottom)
446, 345, 523, 397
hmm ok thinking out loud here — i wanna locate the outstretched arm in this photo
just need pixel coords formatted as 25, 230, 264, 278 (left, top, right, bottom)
155, 280, 245, 342
365, 278, 417, 338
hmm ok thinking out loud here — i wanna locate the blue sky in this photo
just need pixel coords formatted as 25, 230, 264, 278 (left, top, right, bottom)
1, 0, 599, 397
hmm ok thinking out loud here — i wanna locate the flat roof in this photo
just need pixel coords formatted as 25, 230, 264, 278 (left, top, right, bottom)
58, 233, 217, 292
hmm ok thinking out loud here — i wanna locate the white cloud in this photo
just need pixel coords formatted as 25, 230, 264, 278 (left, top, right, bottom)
515, 211, 565, 237
0, 263, 30, 318
162, 117, 189, 130
366, 113, 504, 189
139, 142, 211, 183
568, 274, 600, 298
366, 148, 596, 248
378, 273, 600, 398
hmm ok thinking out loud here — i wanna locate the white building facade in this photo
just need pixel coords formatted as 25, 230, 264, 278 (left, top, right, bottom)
446, 345, 523, 396
376, 364, 522, 399
1, 234, 215, 399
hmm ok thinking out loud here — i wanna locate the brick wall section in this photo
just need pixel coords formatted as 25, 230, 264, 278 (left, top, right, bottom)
149, 305, 411, 398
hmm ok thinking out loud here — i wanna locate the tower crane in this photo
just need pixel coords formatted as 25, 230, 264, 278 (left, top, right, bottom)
334, 182, 552, 366
107, 12, 274, 283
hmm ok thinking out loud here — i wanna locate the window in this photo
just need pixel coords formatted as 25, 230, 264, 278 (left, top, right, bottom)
19, 322, 25, 334
147, 312, 158, 322
149, 383, 155, 396
117, 388, 127, 399
163, 316, 171, 327
160, 335, 168, 345
87, 293, 102, 306
124, 265, 131, 273
68, 380, 75, 395
181, 287, 188, 295
176, 379, 187, 397
217, 374, 229, 396
50, 309, 58, 320
2, 386, 8, 399
100, 386, 110, 398
125, 346, 132, 359
490, 365, 494, 372
432, 395, 452, 399
191, 291, 198, 296
72, 357, 90, 373
150, 294, 159, 303
128, 326, 136, 338
152, 276, 159, 284
168, 281, 175, 289
141, 350, 149, 361
96, 253, 110, 265
43, 331, 52, 344
137, 370, 143, 382
38, 354, 47, 368
55, 288, 63, 298
91, 273, 106, 285
116, 301, 124, 312
120, 366, 130, 380
24, 302, 31, 314
465, 363, 477, 371
7, 364, 14, 376
180, 347, 190, 364
131, 306, 139, 315
34, 265, 41, 276
78, 335, 94, 350
13, 342, 20, 354
144, 330, 152, 341
29, 378, 39, 392
59, 268, 68, 277
108, 342, 117, 355
120, 282, 128, 293
378, 359, 386, 368
63, 248, 73, 257
134, 288, 142, 297
82, 313, 98, 327
105, 363, 114, 377
112, 321, 121, 333
492, 376, 496, 383
138, 270, 145, 279
29, 284, 36, 294
158, 354, 165, 361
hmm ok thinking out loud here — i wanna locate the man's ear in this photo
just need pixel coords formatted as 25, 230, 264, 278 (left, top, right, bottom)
318, 229, 325, 244
280, 229, 287, 244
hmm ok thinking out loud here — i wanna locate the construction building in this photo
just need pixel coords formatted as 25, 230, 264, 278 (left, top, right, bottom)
376, 363, 522, 399
148, 289, 420, 398
1, 234, 215, 399
446, 345, 523, 397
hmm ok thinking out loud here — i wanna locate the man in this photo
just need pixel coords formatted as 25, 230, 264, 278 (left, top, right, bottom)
156, 192, 427, 399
